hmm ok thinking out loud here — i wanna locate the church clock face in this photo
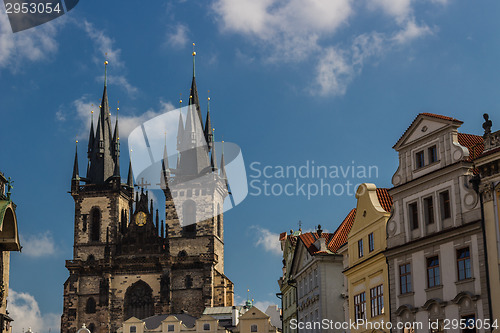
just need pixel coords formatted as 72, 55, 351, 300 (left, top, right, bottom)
135, 212, 147, 227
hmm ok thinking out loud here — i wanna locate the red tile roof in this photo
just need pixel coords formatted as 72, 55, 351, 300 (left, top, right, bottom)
279, 232, 287, 241
298, 209, 356, 255
376, 188, 393, 212
457, 133, 484, 161
420, 113, 463, 123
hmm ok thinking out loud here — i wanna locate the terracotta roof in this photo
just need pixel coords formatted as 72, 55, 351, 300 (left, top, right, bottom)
298, 209, 356, 255
376, 188, 393, 212
279, 232, 287, 241
394, 113, 463, 149
327, 208, 356, 252
457, 133, 484, 161
420, 113, 463, 123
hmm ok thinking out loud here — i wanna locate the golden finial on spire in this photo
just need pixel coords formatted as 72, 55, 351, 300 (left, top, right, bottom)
117, 100, 120, 112
192, 42, 196, 56
104, 53, 109, 86
179, 93, 182, 105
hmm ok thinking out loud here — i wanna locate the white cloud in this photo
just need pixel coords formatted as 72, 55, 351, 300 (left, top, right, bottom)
20, 231, 56, 258
213, 0, 444, 96
392, 18, 433, 44
95, 75, 138, 96
82, 20, 123, 67
213, 0, 352, 62
0, 10, 60, 70
166, 24, 190, 48
8, 290, 60, 333
251, 226, 282, 255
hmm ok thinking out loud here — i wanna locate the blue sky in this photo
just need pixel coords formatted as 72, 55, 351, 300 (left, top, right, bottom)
1, 0, 500, 331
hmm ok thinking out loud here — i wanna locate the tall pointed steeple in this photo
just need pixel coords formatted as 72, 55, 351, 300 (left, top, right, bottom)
113, 104, 120, 178
204, 96, 213, 150
87, 60, 116, 184
127, 159, 134, 188
189, 43, 203, 127
87, 108, 94, 159
176, 109, 184, 153
220, 142, 227, 184
73, 141, 79, 180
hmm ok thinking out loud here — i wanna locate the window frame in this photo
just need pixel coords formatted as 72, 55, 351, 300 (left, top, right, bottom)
251, 324, 258, 332
354, 292, 366, 320
427, 256, 441, 288
409, 202, 419, 230
358, 239, 364, 258
203, 323, 210, 331
416, 150, 425, 169
424, 196, 435, 225
370, 285, 384, 318
399, 263, 412, 294
428, 145, 438, 164
368, 232, 374, 252
439, 191, 451, 220
457, 247, 472, 281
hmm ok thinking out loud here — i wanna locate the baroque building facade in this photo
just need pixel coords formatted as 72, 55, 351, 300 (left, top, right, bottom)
385, 113, 490, 332
341, 184, 392, 333
61, 56, 234, 333
286, 212, 354, 333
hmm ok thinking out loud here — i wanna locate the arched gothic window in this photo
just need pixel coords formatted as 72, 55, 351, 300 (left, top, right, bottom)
85, 297, 96, 314
124, 280, 154, 320
217, 204, 222, 238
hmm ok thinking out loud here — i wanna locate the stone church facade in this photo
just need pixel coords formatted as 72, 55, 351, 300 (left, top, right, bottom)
61, 56, 234, 333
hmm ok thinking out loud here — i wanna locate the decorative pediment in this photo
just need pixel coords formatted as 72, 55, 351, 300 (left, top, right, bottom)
393, 113, 462, 151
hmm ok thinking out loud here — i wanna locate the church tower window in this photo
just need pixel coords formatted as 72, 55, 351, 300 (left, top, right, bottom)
124, 280, 154, 320
90, 208, 101, 242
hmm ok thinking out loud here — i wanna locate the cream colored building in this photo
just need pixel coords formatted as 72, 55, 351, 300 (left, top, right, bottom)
386, 113, 489, 332
343, 184, 392, 333
231, 306, 279, 333
120, 314, 229, 333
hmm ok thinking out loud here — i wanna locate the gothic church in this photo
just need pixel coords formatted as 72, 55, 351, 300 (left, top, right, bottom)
61, 54, 234, 333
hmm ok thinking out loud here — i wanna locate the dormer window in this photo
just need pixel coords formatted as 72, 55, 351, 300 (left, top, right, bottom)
416, 151, 425, 169
428, 145, 437, 163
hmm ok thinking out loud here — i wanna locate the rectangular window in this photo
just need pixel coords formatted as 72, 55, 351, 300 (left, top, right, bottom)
168, 325, 175, 332
424, 196, 435, 225
440, 191, 451, 219
368, 233, 374, 252
370, 285, 384, 317
428, 145, 438, 163
358, 239, 364, 258
457, 248, 471, 280
462, 315, 476, 333
309, 272, 313, 291
416, 151, 425, 168
354, 292, 366, 320
203, 323, 210, 331
399, 263, 412, 294
314, 269, 318, 287
427, 256, 441, 288
409, 202, 419, 230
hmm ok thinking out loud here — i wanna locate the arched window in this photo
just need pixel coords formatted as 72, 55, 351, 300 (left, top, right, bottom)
124, 280, 154, 320
88, 324, 96, 333
90, 208, 100, 242
217, 204, 222, 238
178, 250, 187, 257
85, 297, 96, 314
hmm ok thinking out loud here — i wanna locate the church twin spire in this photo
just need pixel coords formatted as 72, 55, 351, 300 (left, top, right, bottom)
73, 49, 228, 189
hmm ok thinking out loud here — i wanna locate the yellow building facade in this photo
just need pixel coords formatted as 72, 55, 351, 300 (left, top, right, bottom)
343, 184, 392, 333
